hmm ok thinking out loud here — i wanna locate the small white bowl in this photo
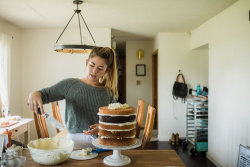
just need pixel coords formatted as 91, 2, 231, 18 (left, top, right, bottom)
27, 138, 74, 165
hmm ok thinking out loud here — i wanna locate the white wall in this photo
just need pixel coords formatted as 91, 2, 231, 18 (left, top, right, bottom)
126, 41, 153, 124
154, 32, 208, 141
191, 0, 250, 166
187, 45, 209, 90
0, 19, 22, 116
19, 28, 111, 140
155, 33, 189, 140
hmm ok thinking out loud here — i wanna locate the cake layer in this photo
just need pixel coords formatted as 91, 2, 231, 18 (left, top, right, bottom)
99, 129, 136, 138
99, 115, 136, 123
99, 122, 136, 130
99, 121, 136, 126
99, 106, 136, 115
98, 136, 136, 147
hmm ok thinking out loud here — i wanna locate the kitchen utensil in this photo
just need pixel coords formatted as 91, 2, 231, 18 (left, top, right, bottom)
91, 147, 111, 153
37, 108, 65, 132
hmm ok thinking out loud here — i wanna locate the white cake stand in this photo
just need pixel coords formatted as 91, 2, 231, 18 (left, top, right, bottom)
92, 139, 142, 166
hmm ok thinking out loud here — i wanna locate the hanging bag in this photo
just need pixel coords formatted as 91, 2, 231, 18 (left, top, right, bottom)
172, 73, 188, 100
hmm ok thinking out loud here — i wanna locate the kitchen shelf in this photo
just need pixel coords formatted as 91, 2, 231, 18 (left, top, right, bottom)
182, 98, 208, 155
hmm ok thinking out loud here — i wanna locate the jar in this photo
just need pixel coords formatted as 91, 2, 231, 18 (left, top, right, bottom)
6, 145, 23, 156
1, 152, 21, 167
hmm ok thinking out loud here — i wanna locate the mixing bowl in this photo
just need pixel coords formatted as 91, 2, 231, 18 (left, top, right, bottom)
27, 138, 74, 165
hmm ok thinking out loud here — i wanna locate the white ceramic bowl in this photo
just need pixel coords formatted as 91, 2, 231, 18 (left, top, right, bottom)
27, 138, 74, 165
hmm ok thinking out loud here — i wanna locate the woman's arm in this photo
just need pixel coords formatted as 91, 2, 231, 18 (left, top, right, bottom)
28, 78, 76, 114
28, 91, 45, 114
39, 79, 70, 104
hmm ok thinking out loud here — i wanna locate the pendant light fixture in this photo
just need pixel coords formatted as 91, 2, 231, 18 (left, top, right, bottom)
54, 0, 96, 54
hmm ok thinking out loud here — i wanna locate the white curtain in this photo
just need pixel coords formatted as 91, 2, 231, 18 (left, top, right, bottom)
0, 33, 12, 115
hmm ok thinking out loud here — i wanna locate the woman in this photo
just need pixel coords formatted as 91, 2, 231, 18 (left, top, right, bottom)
28, 47, 118, 149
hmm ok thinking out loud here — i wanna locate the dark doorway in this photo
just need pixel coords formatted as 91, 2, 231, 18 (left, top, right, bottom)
116, 42, 126, 103
152, 49, 158, 129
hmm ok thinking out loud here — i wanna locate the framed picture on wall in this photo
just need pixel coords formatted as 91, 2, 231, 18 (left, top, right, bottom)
136, 64, 146, 76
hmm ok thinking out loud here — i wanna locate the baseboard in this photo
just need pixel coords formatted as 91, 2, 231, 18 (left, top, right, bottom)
157, 135, 186, 141
157, 135, 169, 141
207, 152, 223, 167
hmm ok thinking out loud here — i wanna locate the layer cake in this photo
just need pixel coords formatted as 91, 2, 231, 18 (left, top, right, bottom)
98, 103, 136, 147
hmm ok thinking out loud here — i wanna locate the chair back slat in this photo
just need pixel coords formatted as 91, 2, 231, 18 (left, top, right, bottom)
51, 101, 63, 133
33, 101, 63, 138
136, 99, 146, 138
33, 112, 49, 138
141, 105, 156, 149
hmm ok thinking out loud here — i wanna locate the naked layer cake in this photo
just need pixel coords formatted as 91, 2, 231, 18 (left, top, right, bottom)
98, 103, 136, 147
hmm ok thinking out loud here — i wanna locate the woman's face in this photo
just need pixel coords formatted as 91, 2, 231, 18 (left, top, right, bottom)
86, 56, 108, 83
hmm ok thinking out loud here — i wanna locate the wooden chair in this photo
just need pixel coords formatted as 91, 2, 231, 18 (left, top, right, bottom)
33, 101, 63, 138
141, 105, 156, 149
136, 99, 146, 138
33, 112, 49, 138
51, 101, 63, 134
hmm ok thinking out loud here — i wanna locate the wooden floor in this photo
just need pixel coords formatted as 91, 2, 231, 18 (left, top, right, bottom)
147, 140, 216, 167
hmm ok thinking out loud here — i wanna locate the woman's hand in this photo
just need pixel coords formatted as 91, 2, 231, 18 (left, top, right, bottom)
83, 123, 99, 136
27, 91, 44, 115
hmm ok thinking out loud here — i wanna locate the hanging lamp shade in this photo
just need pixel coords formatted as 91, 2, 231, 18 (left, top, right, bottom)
54, 0, 96, 54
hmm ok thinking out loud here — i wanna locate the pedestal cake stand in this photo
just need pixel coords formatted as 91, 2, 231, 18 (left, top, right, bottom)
92, 139, 142, 166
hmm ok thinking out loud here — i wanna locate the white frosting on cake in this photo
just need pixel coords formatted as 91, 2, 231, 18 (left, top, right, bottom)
99, 126, 135, 131
108, 103, 129, 109
98, 113, 136, 116
99, 121, 136, 126
100, 135, 135, 139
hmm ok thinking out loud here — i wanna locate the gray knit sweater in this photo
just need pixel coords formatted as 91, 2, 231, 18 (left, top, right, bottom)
39, 78, 114, 133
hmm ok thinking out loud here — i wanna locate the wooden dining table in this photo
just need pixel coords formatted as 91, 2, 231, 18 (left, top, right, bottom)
23, 148, 185, 167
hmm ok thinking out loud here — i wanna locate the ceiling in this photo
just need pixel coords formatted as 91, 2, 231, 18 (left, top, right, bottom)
0, 0, 237, 41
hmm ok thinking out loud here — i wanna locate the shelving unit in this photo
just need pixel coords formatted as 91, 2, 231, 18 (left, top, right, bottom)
182, 98, 208, 155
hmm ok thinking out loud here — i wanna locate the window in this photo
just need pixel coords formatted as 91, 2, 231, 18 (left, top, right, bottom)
0, 33, 12, 116
0, 96, 3, 117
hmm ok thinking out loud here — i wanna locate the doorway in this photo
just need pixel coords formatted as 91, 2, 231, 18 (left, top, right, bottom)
116, 42, 126, 103
152, 49, 158, 129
